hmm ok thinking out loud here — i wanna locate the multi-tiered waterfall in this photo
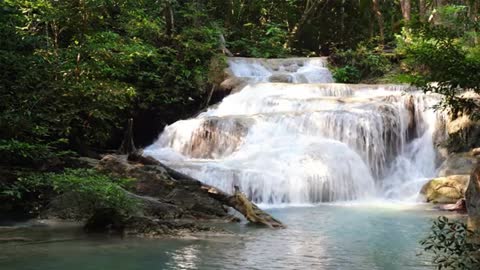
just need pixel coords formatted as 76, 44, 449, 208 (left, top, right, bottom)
145, 58, 446, 204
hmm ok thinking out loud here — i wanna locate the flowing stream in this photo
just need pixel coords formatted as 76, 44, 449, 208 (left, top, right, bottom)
145, 57, 446, 204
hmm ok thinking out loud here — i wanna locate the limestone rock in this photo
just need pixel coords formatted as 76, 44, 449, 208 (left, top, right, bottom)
96, 155, 230, 220
420, 175, 470, 203
445, 115, 480, 153
127, 152, 285, 229
466, 163, 480, 243
218, 77, 248, 94
472, 147, 480, 157
437, 152, 478, 177
268, 73, 293, 83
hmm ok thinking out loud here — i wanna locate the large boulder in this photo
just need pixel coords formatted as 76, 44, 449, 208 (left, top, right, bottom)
96, 154, 285, 231
218, 77, 248, 94
96, 155, 230, 220
420, 175, 470, 203
437, 152, 478, 177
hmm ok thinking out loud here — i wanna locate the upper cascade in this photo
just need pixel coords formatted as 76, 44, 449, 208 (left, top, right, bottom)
227, 57, 334, 84
146, 57, 447, 204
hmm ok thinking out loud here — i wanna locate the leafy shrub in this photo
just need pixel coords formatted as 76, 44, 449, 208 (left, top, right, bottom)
0, 139, 74, 166
228, 23, 290, 58
49, 169, 138, 217
1, 169, 138, 218
329, 43, 392, 82
420, 216, 480, 270
333, 65, 361, 83
396, 7, 480, 118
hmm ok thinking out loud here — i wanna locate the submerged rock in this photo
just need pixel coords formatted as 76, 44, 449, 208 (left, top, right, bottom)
84, 208, 125, 233
268, 73, 293, 83
123, 216, 217, 238
420, 175, 470, 204
84, 209, 217, 237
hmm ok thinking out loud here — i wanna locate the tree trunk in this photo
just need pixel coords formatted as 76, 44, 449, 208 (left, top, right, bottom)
118, 118, 136, 155
419, 0, 426, 22
287, 0, 323, 48
372, 0, 385, 43
164, 1, 175, 37
435, 0, 443, 8
469, 0, 479, 22
400, 0, 411, 22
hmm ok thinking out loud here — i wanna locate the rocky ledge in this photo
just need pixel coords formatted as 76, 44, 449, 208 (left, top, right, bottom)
67, 152, 284, 237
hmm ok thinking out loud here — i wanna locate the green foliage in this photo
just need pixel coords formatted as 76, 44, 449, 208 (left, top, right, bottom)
330, 43, 392, 82
48, 169, 138, 216
1, 169, 138, 217
420, 216, 480, 270
0, 139, 74, 166
1, 0, 478, 154
0, 0, 223, 151
228, 22, 290, 58
397, 14, 480, 118
332, 66, 361, 84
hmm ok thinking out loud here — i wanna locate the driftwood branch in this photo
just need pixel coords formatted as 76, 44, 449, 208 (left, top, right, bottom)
128, 152, 285, 228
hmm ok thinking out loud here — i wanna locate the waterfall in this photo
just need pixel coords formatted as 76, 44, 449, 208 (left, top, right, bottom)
145, 57, 446, 204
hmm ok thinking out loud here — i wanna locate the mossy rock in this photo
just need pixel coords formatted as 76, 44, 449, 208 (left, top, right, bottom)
421, 175, 470, 204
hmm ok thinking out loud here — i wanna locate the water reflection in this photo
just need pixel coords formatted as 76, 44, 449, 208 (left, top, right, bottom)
167, 245, 201, 270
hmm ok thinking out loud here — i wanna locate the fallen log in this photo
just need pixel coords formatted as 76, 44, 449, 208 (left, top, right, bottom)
128, 152, 285, 228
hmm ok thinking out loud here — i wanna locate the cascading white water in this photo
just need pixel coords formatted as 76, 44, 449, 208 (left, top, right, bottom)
228, 57, 334, 83
145, 57, 446, 204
